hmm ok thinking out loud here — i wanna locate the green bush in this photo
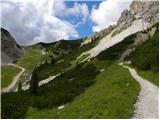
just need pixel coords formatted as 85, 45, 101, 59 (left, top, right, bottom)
131, 31, 159, 71
31, 62, 100, 109
1, 92, 29, 119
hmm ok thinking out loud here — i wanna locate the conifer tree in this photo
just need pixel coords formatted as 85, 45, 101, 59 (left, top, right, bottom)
30, 68, 38, 95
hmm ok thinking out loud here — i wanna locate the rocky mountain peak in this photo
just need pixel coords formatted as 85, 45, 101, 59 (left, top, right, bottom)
130, 1, 159, 15
130, 0, 146, 15
130, 0, 159, 24
117, 9, 135, 25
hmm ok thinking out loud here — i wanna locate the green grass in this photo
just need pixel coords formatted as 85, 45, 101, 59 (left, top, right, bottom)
124, 64, 159, 86
130, 30, 159, 71
1, 66, 21, 88
136, 69, 159, 86
27, 60, 140, 119
16, 48, 48, 71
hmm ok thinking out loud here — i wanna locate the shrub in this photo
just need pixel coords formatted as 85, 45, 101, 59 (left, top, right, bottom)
1, 92, 29, 119
31, 62, 100, 109
131, 31, 159, 71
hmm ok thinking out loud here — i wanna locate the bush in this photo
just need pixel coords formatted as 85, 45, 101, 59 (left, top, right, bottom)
31, 96, 53, 109
131, 31, 159, 71
1, 92, 29, 119
32, 62, 100, 109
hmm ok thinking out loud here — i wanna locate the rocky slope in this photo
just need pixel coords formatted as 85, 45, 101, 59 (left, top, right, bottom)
80, 0, 159, 59
1, 28, 24, 65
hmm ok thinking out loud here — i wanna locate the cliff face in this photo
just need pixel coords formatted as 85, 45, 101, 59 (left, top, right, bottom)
130, 1, 159, 24
117, 9, 135, 25
1, 28, 24, 65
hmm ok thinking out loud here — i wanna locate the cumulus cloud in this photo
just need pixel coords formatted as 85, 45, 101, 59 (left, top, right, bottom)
53, 1, 89, 27
90, 0, 133, 32
1, 0, 89, 45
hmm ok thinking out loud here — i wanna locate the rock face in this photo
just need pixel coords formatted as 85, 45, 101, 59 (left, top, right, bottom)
117, 9, 135, 25
1, 28, 24, 65
130, 1, 145, 15
130, 1, 159, 24
81, 25, 116, 46
82, 0, 158, 59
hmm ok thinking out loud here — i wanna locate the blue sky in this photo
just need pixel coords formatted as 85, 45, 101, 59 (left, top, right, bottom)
64, 1, 101, 40
1, 0, 132, 45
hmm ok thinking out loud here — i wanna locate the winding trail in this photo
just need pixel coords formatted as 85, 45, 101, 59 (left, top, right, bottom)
1, 50, 46, 93
119, 63, 159, 119
1, 63, 26, 93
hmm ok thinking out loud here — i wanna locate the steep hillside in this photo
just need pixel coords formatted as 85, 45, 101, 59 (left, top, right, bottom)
1, 0, 159, 119
30, 39, 82, 58
125, 24, 159, 86
80, 0, 158, 59
1, 28, 24, 65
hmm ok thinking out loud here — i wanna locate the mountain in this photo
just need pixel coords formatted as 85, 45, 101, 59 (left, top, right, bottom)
30, 39, 82, 58
80, 0, 159, 59
1, 0, 159, 119
1, 28, 24, 65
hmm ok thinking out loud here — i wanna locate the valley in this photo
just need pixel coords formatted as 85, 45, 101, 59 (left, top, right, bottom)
1, 0, 159, 119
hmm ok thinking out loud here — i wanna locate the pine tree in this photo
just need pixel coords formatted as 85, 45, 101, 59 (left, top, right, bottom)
18, 82, 22, 92
30, 69, 38, 95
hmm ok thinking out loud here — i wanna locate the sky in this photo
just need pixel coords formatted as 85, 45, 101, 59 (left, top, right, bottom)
0, 0, 132, 45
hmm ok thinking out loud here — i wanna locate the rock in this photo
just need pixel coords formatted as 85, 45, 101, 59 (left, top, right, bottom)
81, 25, 116, 46
119, 48, 135, 62
100, 69, 105, 72
117, 9, 135, 25
130, 1, 145, 15
1, 28, 24, 65
130, 1, 159, 25
58, 104, 65, 110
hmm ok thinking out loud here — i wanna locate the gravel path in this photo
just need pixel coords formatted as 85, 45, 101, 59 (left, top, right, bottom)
2, 50, 46, 93
119, 63, 159, 119
1, 63, 26, 93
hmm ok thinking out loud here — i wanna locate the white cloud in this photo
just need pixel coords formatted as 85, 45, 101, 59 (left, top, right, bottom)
1, 0, 89, 45
90, 0, 133, 32
53, 1, 89, 27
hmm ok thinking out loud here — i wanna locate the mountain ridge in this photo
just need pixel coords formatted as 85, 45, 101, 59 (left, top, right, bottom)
1, 28, 24, 65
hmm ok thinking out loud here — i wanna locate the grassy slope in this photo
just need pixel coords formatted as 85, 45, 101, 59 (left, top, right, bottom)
137, 69, 159, 86
125, 64, 159, 86
27, 60, 140, 119
128, 25, 159, 86
16, 48, 47, 71
1, 66, 21, 88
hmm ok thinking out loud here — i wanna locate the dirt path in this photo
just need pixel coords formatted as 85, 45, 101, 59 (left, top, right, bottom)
2, 50, 46, 93
119, 63, 159, 119
1, 63, 26, 93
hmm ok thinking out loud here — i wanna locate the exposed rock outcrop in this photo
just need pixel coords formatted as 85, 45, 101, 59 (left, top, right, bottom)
117, 9, 136, 25
1, 28, 24, 65
130, 1, 159, 24
81, 25, 116, 46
